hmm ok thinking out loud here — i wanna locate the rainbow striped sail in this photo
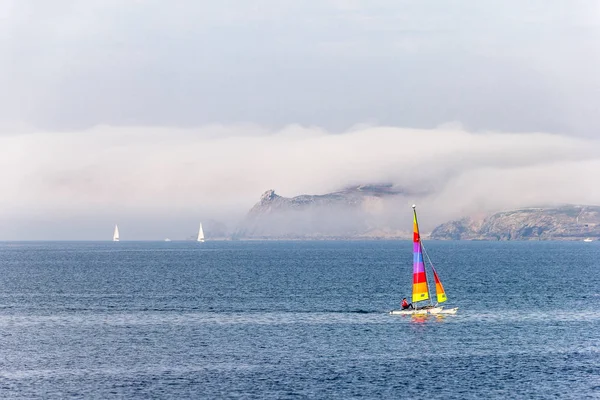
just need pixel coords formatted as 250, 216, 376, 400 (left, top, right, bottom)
390, 205, 457, 315
432, 267, 447, 303
412, 206, 429, 303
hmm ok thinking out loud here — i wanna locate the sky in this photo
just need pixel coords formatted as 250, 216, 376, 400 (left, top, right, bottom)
1, 0, 600, 239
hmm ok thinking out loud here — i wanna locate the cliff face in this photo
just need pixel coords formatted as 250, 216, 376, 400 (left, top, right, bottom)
431, 205, 600, 240
234, 185, 411, 239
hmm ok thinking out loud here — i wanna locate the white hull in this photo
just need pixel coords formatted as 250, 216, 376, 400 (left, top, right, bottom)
390, 307, 458, 315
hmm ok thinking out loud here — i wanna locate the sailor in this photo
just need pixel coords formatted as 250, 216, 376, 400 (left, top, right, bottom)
401, 298, 414, 310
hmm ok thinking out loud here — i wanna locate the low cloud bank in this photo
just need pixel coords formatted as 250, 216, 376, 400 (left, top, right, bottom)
1, 124, 598, 239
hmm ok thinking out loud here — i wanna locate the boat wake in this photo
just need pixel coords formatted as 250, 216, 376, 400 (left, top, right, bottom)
322, 309, 380, 314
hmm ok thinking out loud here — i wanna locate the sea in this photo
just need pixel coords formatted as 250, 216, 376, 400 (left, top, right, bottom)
0, 240, 598, 399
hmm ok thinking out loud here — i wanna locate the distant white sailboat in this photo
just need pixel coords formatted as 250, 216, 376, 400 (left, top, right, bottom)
197, 223, 205, 242
164, 238, 171, 242
584, 238, 593, 242
113, 225, 120, 242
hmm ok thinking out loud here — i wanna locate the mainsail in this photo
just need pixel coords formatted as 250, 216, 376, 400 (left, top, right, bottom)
197, 223, 205, 242
412, 205, 429, 303
113, 225, 120, 242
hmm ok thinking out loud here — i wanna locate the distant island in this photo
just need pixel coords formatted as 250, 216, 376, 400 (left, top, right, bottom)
430, 205, 600, 241
231, 186, 600, 241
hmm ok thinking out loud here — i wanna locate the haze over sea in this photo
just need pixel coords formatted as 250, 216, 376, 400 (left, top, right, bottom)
0, 240, 598, 399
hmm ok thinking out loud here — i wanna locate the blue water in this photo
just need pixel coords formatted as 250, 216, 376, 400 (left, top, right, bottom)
0, 241, 598, 399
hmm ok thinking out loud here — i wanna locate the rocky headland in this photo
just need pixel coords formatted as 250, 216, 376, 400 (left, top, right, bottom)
430, 205, 600, 241
233, 185, 411, 239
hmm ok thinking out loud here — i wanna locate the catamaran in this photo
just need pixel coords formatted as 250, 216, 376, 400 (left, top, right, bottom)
113, 225, 120, 242
390, 205, 458, 315
197, 223, 205, 242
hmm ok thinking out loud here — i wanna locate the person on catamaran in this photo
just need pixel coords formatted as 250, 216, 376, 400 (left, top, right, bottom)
401, 298, 413, 310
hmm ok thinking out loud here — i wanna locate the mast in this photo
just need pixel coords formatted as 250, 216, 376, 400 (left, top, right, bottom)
412, 204, 432, 307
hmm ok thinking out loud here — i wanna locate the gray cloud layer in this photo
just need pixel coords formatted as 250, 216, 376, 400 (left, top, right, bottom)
2, 0, 600, 134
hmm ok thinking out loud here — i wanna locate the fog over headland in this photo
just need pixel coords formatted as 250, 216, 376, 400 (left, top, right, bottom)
1, 124, 599, 239
1, 0, 600, 239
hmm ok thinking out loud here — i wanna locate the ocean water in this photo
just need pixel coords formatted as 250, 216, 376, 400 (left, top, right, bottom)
0, 240, 598, 399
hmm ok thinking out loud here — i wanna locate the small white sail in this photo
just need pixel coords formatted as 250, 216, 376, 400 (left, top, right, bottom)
113, 225, 120, 242
197, 223, 205, 242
